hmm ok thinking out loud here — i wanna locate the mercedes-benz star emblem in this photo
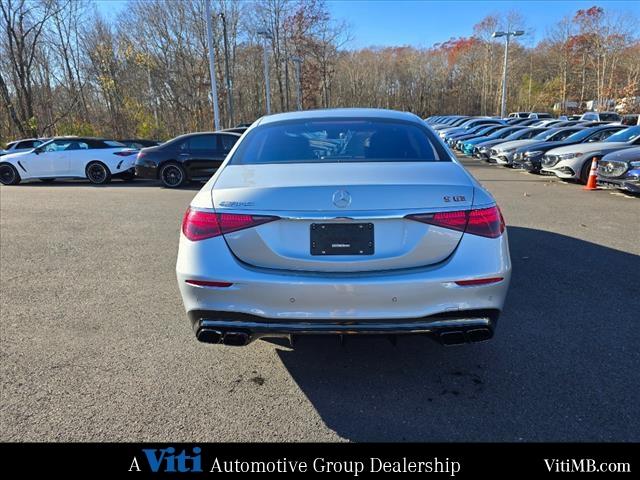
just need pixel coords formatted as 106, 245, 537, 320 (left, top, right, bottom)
332, 189, 352, 208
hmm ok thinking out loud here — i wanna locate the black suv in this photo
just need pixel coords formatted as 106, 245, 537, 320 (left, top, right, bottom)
134, 132, 240, 187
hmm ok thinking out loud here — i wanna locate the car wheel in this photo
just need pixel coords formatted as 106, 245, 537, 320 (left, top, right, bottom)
0, 163, 21, 185
579, 158, 595, 184
160, 162, 186, 188
86, 161, 112, 185
40, 178, 56, 183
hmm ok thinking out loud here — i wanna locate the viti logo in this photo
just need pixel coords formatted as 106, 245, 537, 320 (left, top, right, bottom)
129, 447, 203, 473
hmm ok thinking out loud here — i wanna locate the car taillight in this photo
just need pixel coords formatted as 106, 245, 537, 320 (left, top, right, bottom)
466, 206, 505, 238
114, 150, 137, 156
407, 210, 468, 232
406, 206, 505, 238
181, 208, 279, 241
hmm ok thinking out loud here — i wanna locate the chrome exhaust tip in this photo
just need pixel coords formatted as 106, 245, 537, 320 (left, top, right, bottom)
438, 330, 467, 346
222, 331, 251, 347
196, 328, 223, 344
466, 327, 493, 343
437, 327, 493, 346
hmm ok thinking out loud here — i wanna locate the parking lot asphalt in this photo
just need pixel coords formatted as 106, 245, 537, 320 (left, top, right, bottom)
1, 158, 639, 442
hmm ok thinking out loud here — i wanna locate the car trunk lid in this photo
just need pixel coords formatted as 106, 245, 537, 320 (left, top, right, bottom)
212, 162, 475, 272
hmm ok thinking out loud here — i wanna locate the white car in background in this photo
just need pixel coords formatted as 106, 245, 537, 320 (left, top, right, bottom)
0, 137, 137, 185
541, 126, 640, 183
0, 138, 48, 156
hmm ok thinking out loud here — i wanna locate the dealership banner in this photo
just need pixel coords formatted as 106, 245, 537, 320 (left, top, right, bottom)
0, 443, 634, 476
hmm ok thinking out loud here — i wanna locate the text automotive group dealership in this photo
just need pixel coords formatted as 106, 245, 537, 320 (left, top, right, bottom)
1, 0, 638, 475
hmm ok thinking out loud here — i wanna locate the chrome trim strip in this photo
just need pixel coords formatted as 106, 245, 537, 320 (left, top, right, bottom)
202, 206, 493, 220
198, 317, 491, 335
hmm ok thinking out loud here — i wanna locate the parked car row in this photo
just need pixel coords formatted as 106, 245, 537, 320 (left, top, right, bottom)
426, 114, 640, 194
0, 126, 249, 187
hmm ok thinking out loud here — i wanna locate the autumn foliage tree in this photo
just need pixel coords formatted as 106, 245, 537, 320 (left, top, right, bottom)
1, 2, 639, 143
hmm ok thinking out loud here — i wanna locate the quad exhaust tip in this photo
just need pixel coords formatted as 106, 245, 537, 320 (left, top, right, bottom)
196, 326, 492, 347
438, 327, 493, 346
196, 328, 251, 346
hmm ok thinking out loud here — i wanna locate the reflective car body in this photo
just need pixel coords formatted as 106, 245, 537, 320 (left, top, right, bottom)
512, 125, 626, 173
134, 131, 241, 187
486, 128, 548, 164
597, 146, 640, 193
541, 126, 640, 183
0, 138, 48, 156
461, 127, 529, 157
0, 137, 136, 185
176, 109, 511, 347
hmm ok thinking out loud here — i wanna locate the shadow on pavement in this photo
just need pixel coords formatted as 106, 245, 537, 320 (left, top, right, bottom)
275, 227, 640, 441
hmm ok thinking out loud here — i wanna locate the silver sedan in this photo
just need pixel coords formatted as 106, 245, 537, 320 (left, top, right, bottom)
176, 109, 511, 347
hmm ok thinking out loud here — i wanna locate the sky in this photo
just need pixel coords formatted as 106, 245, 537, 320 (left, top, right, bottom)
95, 0, 640, 48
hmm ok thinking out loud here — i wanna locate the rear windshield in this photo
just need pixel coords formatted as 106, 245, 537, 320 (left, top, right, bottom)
229, 119, 448, 165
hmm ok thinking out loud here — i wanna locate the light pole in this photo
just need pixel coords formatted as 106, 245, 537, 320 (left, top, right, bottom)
218, 12, 234, 127
493, 30, 524, 118
291, 56, 302, 111
257, 29, 273, 115
205, 0, 221, 130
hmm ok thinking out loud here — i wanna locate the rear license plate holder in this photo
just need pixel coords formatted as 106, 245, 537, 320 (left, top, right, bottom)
310, 223, 374, 256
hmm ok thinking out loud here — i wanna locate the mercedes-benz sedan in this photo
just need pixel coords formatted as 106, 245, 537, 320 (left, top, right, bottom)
176, 109, 511, 347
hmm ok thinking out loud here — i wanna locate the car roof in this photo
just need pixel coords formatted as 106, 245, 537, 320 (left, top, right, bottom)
48, 136, 111, 141
118, 138, 159, 142
8, 137, 45, 143
256, 108, 423, 126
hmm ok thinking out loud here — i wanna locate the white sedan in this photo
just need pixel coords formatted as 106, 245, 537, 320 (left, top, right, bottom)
0, 137, 137, 185
177, 108, 512, 347
541, 126, 640, 183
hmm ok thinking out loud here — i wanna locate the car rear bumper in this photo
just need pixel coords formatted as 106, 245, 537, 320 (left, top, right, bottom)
190, 309, 499, 346
135, 163, 159, 179
176, 229, 512, 328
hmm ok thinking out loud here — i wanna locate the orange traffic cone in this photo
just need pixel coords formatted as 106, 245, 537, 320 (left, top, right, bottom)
583, 157, 599, 191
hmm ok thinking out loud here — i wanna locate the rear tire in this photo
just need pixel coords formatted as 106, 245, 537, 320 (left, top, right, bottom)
86, 161, 112, 185
159, 162, 186, 188
0, 163, 20, 185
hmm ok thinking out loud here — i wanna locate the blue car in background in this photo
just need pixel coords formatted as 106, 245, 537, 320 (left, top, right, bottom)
461, 126, 528, 156
452, 124, 508, 150
597, 146, 640, 193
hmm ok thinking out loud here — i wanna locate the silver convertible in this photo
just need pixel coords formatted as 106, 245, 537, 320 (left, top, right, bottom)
176, 109, 511, 347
